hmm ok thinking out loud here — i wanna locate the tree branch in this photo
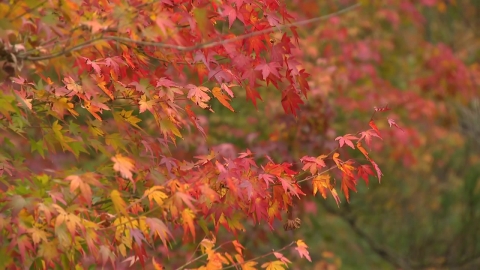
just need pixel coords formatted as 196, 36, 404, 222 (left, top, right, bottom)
20, 3, 360, 61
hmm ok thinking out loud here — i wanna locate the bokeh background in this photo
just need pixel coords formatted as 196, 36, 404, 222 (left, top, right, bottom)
184, 1, 480, 269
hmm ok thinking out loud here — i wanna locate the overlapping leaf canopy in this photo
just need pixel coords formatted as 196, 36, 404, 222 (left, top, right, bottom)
0, 0, 390, 269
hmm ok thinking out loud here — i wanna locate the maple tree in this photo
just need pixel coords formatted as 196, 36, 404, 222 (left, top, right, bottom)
0, 0, 400, 269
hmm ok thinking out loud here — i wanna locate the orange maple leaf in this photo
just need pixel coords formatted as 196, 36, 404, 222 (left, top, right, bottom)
212, 87, 234, 112
111, 154, 135, 180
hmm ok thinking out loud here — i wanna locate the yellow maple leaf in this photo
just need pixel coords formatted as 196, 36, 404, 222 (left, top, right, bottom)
38, 241, 59, 261
139, 94, 155, 113
261, 260, 285, 270
242, 261, 258, 270
312, 174, 331, 198
144, 186, 168, 208
111, 154, 135, 180
182, 208, 196, 239
111, 190, 128, 216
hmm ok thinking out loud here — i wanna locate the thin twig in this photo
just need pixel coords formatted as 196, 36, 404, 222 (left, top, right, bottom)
21, 3, 361, 61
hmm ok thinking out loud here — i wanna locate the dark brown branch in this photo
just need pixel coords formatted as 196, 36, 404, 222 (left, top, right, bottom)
21, 3, 360, 61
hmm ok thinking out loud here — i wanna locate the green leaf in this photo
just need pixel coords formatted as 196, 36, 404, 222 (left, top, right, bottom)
160, 118, 183, 139
105, 133, 127, 152
30, 139, 46, 159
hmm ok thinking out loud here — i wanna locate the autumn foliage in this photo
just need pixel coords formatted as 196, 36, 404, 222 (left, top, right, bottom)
0, 0, 402, 269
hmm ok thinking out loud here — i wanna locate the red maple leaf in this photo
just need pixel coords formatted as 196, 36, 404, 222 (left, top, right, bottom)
388, 118, 404, 131
255, 61, 281, 80
222, 5, 238, 28
281, 87, 303, 116
247, 35, 266, 56
295, 240, 312, 262
359, 129, 382, 146
370, 160, 383, 183
357, 165, 374, 186
300, 155, 326, 174
335, 134, 359, 149
245, 85, 262, 108
369, 119, 381, 137
296, 69, 310, 97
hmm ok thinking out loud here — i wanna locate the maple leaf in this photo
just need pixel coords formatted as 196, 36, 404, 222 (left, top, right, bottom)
388, 118, 404, 131
110, 190, 128, 216
82, 57, 102, 75
27, 227, 49, 245
296, 69, 310, 97
52, 97, 79, 119
145, 217, 173, 248
245, 85, 263, 108
111, 154, 135, 180
144, 186, 168, 208
312, 174, 331, 197
370, 160, 383, 183
66, 175, 92, 204
63, 76, 82, 94
242, 261, 258, 270
332, 152, 342, 169
152, 258, 164, 270
330, 188, 341, 207
182, 209, 196, 240
374, 105, 391, 112
221, 83, 235, 98
359, 129, 382, 146
222, 5, 238, 28
155, 13, 175, 36
186, 84, 212, 111
247, 35, 266, 56
341, 172, 357, 203
281, 87, 303, 116
38, 241, 58, 261
119, 109, 142, 130
255, 61, 281, 80
83, 100, 104, 122
139, 95, 156, 113
335, 134, 359, 149
295, 240, 312, 262
96, 79, 114, 100
266, 12, 281, 27
261, 260, 286, 270
212, 87, 235, 112
259, 173, 276, 187
356, 141, 370, 161
357, 165, 374, 186
300, 155, 327, 174
274, 252, 292, 265
369, 120, 381, 137
232, 240, 245, 255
